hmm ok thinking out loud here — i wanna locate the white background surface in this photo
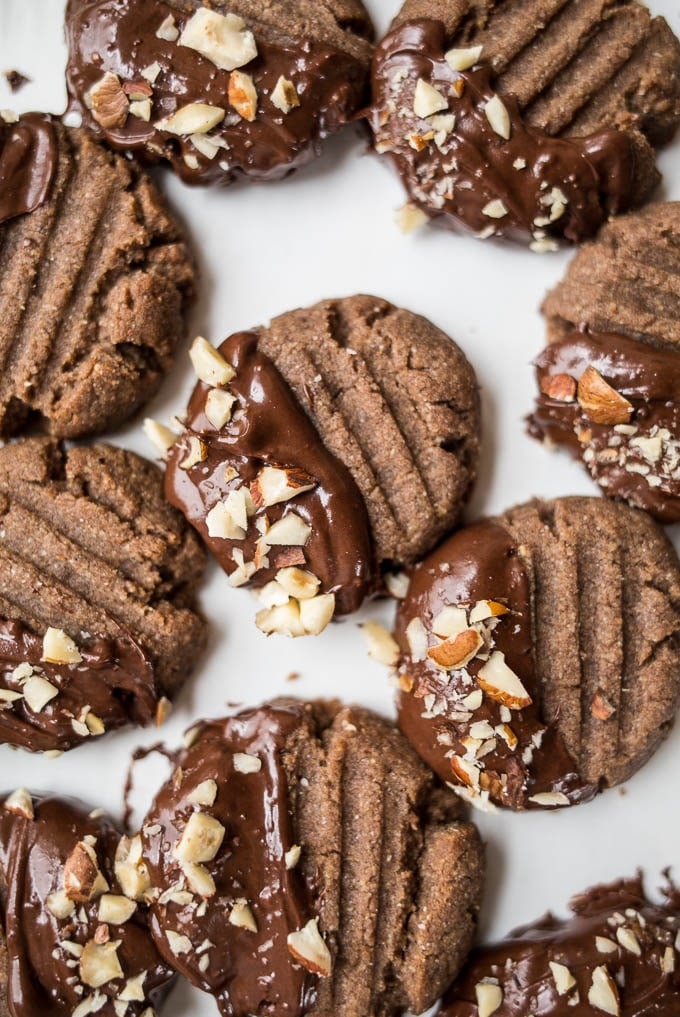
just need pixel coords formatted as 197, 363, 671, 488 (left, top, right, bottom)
1, 2, 680, 1014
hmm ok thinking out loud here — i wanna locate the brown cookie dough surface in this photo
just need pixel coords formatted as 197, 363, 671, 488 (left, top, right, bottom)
531, 203, 680, 522
0, 438, 206, 752
441, 874, 680, 1017
141, 698, 484, 1017
395, 497, 680, 810
65, 0, 373, 185
0, 113, 194, 439
0, 790, 175, 1017
164, 296, 479, 634
369, 0, 680, 245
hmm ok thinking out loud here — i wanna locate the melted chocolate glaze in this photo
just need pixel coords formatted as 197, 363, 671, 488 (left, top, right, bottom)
395, 520, 596, 810
529, 331, 680, 523
0, 113, 58, 225
0, 794, 174, 1017
142, 701, 317, 1017
165, 331, 376, 616
369, 20, 640, 245
65, 0, 369, 185
441, 875, 680, 1016
0, 620, 159, 753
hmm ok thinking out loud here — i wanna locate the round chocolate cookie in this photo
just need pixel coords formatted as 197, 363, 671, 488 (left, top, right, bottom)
140, 698, 484, 1017
161, 295, 480, 636
531, 202, 680, 523
394, 496, 680, 810
0, 112, 194, 439
441, 874, 680, 1016
0, 437, 206, 753
369, 0, 680, 246
0, 789, 175, 1016
65, 0, 374, 186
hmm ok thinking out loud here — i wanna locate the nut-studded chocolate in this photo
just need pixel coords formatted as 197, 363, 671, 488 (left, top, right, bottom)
395, 497, 680, 810
0, 438, 206, 752
141, 699, 484, 1017
530, 203, 680, 522
65, 0, 374, 185
0, 792, 174, 1017
369, 0, 680, 247
0, 113, 194, 439
162, 295, 480, 635
441, 874, 680, 1017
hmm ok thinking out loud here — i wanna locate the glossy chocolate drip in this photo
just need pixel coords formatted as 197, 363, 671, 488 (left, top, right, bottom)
142, 702, 318, 1017
530, 331, 680, 522
0, 113, 58, 225
441, 875, 680, 1016
65, 0, 369, 185
370, 20, 638, 245
0, 794, 174, 1017
165, 331, 375, 615
395, 520, 595, 809
0, 619, 159, 753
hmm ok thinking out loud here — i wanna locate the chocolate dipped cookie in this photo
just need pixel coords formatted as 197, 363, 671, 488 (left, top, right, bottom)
394, 497, 680, 810
140, 698, 484, 1017
369, 0, 680, 247
0, 438, 206, 753
159, 295, 480, 636
0, 789, 175, 1017
0, 112, 194, 439
65, 0, 374, 186
441, 874, 680, 1016
530, 202, 680, 523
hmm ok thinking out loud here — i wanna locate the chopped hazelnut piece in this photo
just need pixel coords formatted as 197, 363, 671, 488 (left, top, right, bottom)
431, 605, 468, 639
428, 627, 482, 669
143, 418, 177, 459
64, 841, 109, 902
477, 651, 532, 709
205, 388, 236, 429
577, 366, 633, 425
156, 13, 179, 41
483, 95, 511, 139
114, 835, 151, 901
79, 939, 123, 988
361, 621, 399, 667
265, 513, 311, 547
229, 899, 258, 931
482, 199, 508, 219
287, 918, 332, 976
3, 787, 34, 820
540, 373, 577, 402
98, 894, 137, 926
23, 674, 59, 712
166, 930, 192, 955
413, 79, 448, 118
528, 791, 570, 807
256, 600, 306, 637
129, 98, 152, 122
190, 336, 235, 386
174, 812, 225, 864
188, 779, 218, 807
179, 436, 207, 470
616, 926, 641, 955
271, 76, 300, 114
299, 593, 336, 635
206, 499, 246, 540
596, 936, 618, 953
233, 752, 262, 774
591, 691, 615, 721
405, 617, 428, 661
250, 466, 315, 508
276, 567, 320, 601
46, 888, 75, 919
42, 627, 81, 665
444, 45, 483, 71
588, 965, 621, 1015
285, 845, 301, 869
395, 202, 428, 234
119, 971, 147, 1002
181, 861, 216, 898
475, 982, 503, 1017
549, 961, 576, 995
158, 103, 225, 136
229, 70, 258, 121
88, 72, 129, 129
179, 9, 257, 71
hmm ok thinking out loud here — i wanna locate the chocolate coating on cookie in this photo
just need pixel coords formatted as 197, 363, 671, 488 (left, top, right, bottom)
441, 874, 680, 1016
395, 497, 680, 810
369, 19, 648, 246
0, 115, 194, 439
141, 698, 484, 1017
532, 203, 680, 521
530, 331, 680, 522
166, 330, 375, 628
65, 0, 373, 185
0, 792, 174, 1017
0, 438, 206, 752
395, 519, 594, 810
0, 113, 57, 225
